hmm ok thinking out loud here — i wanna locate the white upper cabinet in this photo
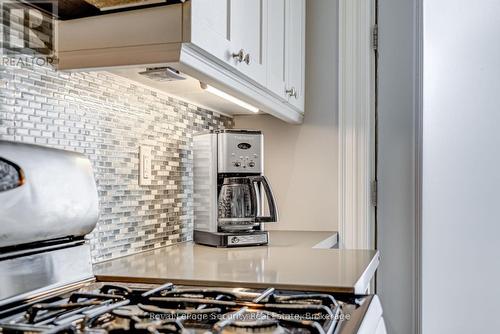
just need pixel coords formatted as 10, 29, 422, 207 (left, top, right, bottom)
264, 0, 305, 111
190, 0, 305, 104
285, 0, 306, 110
266, 0, 287, 100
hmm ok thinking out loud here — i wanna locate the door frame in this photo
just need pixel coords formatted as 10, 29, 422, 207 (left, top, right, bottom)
360, 0, 423, 333
338, 0, 377, 250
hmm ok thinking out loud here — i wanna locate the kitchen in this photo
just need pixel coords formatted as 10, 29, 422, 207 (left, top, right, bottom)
0, 1, 499, 334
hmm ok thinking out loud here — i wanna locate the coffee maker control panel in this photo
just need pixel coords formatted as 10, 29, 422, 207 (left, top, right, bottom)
218, 132, 263, 173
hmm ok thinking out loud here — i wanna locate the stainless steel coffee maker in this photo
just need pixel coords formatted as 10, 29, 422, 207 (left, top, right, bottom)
193, 130, 278, 247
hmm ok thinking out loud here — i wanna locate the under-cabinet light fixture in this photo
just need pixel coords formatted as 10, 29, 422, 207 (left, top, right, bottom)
200, 82, 260, 113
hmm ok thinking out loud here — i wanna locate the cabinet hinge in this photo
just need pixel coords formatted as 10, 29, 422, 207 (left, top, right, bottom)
372, 24, 379, 51
371, 180, 378, 207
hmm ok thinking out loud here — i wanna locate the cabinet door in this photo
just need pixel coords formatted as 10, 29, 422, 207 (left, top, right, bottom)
266, 0, 287, 99
190, 0, 231, 62
229, 0, 266, 84
285, 0, 305, 111
190, 0, 266, 85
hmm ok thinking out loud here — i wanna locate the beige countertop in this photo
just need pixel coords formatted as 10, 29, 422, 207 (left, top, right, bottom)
93, 231, 379, 294
263, 230, 339, 248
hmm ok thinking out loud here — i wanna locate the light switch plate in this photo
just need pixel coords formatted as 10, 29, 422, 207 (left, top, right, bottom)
139, 146, 152, 186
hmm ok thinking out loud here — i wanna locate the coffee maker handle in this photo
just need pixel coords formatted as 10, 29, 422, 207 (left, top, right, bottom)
250, 176, 279, 223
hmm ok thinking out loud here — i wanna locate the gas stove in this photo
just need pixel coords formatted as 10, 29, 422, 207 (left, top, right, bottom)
0, 281, 375, 334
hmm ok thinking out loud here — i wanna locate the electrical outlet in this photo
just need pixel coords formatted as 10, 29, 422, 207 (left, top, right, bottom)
139, 146, 152, 186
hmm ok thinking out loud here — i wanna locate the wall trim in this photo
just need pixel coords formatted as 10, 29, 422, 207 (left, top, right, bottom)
338, 0, 376, 249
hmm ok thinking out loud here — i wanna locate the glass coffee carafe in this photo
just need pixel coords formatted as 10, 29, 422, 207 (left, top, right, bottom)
217, 176, 278, 232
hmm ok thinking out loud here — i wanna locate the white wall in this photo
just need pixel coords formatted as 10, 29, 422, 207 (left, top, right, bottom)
234, 0, 338, 231
422, 1, 500, 332
377, 0, 418, 333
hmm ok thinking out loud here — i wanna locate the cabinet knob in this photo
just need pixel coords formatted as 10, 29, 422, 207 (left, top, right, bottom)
243, 53, 251, 65
286, 87, 298, 99
232, 49, 245, 63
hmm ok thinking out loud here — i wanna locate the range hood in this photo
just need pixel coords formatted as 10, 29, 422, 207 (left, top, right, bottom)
25, 0, 184, 20
55, 2, 304, 123
84, 0, 171, 12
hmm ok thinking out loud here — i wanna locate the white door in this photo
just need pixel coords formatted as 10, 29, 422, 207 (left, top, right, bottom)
229, 0, 267, 84
422, 0, 500, 333
285, 0, 305, 111
266, 0, 287, 100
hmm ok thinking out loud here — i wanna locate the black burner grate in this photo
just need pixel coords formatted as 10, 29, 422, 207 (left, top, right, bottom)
0, 283, 344, 334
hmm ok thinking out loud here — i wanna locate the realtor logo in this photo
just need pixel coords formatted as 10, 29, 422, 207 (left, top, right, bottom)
1, 0, 57, 59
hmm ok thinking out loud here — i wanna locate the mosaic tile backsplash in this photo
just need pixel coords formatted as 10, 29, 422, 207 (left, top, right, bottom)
0, 63, 234, 263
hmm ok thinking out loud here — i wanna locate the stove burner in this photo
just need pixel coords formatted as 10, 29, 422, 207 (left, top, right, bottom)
215, 308, 285, 334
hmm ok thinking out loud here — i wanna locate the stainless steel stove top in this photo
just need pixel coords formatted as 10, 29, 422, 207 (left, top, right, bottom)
0, 282, 372, 334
